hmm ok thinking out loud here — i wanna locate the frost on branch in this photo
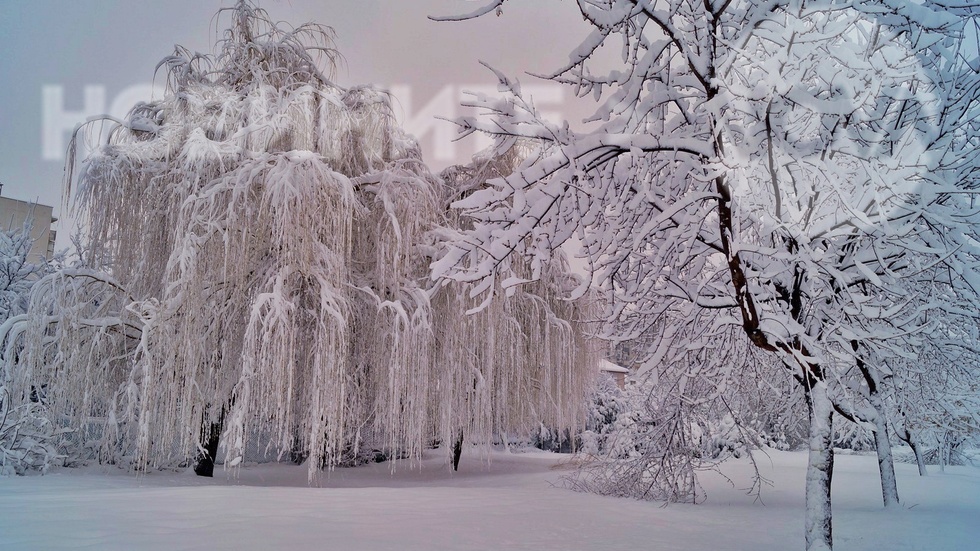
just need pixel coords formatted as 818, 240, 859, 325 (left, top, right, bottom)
3, 2, 598, 481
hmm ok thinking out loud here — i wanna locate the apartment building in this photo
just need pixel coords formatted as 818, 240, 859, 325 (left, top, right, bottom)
0, 193, 58, 261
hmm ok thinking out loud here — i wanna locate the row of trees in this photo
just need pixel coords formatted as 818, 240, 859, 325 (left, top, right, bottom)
0, 3, 599, 482
433, 1, 980, 549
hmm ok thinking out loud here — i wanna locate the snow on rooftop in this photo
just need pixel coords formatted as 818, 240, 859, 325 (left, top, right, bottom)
599, 359, 630, 373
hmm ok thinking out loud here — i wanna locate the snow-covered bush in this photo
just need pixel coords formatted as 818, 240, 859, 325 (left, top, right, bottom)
536, 371, 626, 455
0, 227, 42, 320
0, 386, 64, 475
0, 222, 65, 475
587, 373, 627, 433
566, 372, 729, 503
566, 334, 805, 503
568, 376, 710, 502
576, 373, 627, 456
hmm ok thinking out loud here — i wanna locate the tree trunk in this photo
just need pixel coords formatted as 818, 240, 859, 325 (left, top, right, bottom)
939, 437, 947, 472
895, 419, 927, 476
938, 431, 958, 472
870, 412, 900, 507
852, 344, 900, 506
909, 437, 927, 476
805, 382, 835, 551
194, 410, 225, 477
451, 430, 464, 472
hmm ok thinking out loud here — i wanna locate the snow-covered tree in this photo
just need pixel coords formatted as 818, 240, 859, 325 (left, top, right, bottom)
432, 1, 980, 549
2, 2, 597, 482
888, 312, 980, 472
571, 325, 797, 502
0, 220, 51, 321
0, 221, 63, 474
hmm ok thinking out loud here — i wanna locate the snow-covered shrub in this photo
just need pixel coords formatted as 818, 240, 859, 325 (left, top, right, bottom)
0, 386, 64, 475
740, 410, 804, 452
536, 371, 625, 455
1, 266, 138, 469
576, 373, 627, 456
587, 373, 627, 433
565, 333, 799, 503
694, 414, 753, 459
0, 230, 38, 320
0, 222, 65, 475
566, 374, 717, 503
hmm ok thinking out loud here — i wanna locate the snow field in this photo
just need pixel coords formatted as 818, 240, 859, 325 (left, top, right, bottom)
1, 449, 977, 550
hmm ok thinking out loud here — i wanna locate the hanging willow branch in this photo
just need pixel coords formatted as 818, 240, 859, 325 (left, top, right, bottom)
2, 1, 598, 482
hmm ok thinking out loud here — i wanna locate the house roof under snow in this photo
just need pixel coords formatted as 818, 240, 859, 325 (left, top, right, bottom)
599, 359, 629, 374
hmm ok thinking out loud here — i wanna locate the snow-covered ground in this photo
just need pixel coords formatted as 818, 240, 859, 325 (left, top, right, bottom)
1, 448, 977, 550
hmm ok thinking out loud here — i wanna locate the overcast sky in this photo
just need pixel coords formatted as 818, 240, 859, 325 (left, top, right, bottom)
0, 0, 591, 242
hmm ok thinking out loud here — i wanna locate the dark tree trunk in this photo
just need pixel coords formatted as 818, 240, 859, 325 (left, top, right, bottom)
451, 430, 464, 472
194, 410, 225, 477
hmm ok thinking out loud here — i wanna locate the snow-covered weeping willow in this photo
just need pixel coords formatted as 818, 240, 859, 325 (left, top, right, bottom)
1, 3, 597, 480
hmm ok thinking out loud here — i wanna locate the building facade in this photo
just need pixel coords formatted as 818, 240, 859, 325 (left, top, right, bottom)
0, 195, 57, 261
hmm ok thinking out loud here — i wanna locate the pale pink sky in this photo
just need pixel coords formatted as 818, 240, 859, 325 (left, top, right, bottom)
0, 0, 592, 242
